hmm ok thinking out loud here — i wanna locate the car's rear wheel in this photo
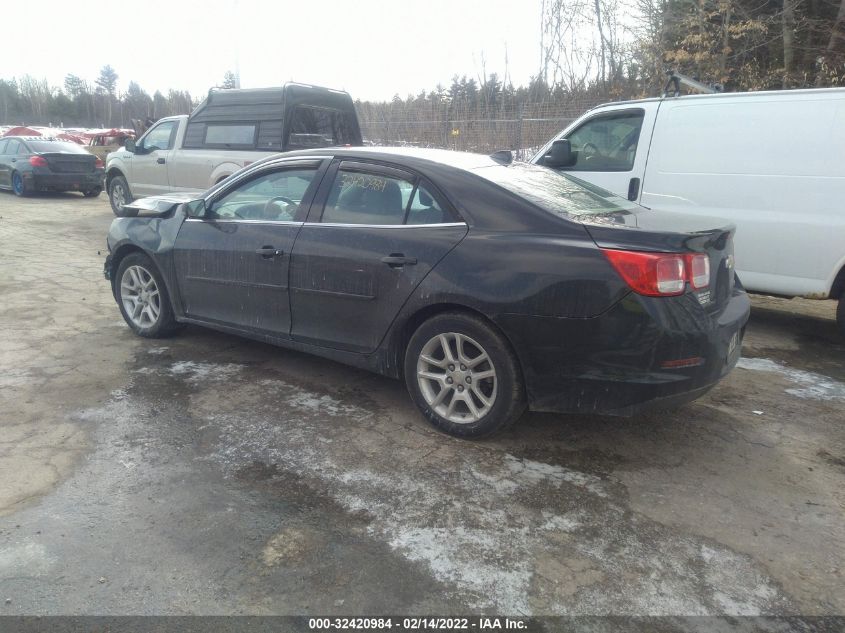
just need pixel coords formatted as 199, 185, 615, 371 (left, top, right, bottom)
404, 312, 526, 438
108, 175, 135, 216
84, 187, 103, 198
115, 253, 177, 338
11, 172, 27, 197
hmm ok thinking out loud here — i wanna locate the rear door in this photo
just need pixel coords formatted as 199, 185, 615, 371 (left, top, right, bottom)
289, 160, 467, 353
131, 119, 178, 197
172, 158, 327, 335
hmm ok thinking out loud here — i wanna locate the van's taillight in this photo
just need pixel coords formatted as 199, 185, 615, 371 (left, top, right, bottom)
29, 156, 48, 167
601, 249, 710, 297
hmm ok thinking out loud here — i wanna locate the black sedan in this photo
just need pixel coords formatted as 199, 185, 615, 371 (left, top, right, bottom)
103, 148, 749, 438
0, 136, 104, 196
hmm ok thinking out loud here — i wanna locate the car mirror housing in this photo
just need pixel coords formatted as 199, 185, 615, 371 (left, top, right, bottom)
542, 139, 575, 168
124, 138, 136, 153
185, 199, 207, 219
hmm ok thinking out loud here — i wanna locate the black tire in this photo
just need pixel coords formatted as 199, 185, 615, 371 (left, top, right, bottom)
115, 252, 178, 338
837, 296, 845, 338
404, 311, 526, 438
108, 174, 136, 216
83, 186, 103, 198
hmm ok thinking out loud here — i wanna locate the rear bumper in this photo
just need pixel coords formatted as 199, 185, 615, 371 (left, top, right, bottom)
498, 287, 751, 416
26, 172, 104, 191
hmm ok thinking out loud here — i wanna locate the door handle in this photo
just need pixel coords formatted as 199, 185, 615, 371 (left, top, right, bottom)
381, 254, 417, 268
157, 157, 166, 164
627, 177, 640, 201
255, 246, 283, 259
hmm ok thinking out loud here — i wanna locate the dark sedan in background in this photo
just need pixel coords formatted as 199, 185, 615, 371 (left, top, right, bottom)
103, 148, 749, 438
0, 136, 104, 196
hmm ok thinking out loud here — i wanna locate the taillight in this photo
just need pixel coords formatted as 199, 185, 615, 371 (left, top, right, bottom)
95, 157, 104, 169
687, 253, 710, 289
29, 155, 48, 167
602, 249, 710, 297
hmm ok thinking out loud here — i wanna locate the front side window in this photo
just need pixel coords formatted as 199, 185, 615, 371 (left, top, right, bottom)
207, 167, 318, 221
141, 121, 176, 152
565, 110, 644, 172
0, 139, 8, 154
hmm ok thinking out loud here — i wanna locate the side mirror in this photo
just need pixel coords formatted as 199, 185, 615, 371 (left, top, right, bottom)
185, 199, 207, 219
541, 139, 575, 168
124, 138, 136, 153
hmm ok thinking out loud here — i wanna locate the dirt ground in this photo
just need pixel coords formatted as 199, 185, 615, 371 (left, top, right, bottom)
0, 192, 842, 616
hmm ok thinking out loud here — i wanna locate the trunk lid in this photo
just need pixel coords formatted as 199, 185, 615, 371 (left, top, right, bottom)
40, 152, 98, 174
576, 207, 737, 310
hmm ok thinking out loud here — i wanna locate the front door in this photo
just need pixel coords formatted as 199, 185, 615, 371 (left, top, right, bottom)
289, 160, 467, 353
172, 159, 326, 335
552, 108, 652, 201
131, 119, 178, 197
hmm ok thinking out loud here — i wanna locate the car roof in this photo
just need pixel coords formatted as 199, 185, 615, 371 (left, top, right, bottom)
282, 146, 505, 175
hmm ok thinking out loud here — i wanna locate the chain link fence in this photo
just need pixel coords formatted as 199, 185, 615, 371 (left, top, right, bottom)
355, 98, 607, 160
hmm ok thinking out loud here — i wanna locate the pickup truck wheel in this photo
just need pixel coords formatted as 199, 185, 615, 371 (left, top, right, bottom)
837, 296, 845, 338
109, 175, 136, 216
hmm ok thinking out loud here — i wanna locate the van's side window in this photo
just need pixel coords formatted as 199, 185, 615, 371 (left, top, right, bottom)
566, 110, 644, 172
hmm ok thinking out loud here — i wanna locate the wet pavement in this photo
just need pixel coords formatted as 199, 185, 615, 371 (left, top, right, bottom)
0, 193, 843, 615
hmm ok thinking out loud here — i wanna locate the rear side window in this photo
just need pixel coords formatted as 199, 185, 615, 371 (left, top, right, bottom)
5, 140, 22, 155
287, 106, 356, 149
321, 168, 457, 225
0, 139, 7, 154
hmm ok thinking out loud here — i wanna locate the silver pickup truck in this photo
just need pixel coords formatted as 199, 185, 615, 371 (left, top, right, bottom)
106, 83, 361, 215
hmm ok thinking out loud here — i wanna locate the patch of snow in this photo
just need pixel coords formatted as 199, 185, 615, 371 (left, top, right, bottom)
738, 357, 845, 401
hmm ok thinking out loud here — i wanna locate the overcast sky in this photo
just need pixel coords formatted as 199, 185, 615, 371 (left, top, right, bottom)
2, 0, 543, 101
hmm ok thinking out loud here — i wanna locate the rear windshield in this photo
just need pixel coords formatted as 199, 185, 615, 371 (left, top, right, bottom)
287, 106, 357, 149
27, 141, 89, 154
476, 162, 638, 217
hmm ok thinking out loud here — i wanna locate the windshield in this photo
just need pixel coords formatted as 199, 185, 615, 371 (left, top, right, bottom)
27, 141, 90, 154
475, 161, 639, 217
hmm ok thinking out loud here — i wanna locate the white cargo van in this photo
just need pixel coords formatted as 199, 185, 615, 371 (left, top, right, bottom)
532, 88, 845, 335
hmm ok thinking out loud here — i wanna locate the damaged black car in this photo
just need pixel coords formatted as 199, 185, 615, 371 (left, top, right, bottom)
103, 147, 749, 438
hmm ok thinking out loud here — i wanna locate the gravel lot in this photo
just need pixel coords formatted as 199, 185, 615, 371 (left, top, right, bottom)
0, 192, 843, 616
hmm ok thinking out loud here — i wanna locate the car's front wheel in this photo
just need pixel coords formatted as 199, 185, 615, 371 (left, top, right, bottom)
115, 253, 177, 338
108, 175, 135, 216
404, 312, 526, 438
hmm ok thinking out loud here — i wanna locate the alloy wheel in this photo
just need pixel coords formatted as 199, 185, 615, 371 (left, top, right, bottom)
120, 265, 161, 328
416, 332, 497, 423
111, 182, 126, 211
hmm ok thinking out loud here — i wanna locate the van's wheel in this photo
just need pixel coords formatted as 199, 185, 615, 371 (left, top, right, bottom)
837, 297, 845, 338
108, 175, 135, 216
115, 253, 177, 338
11, 172, 28, 197
404, 312, 526, 438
